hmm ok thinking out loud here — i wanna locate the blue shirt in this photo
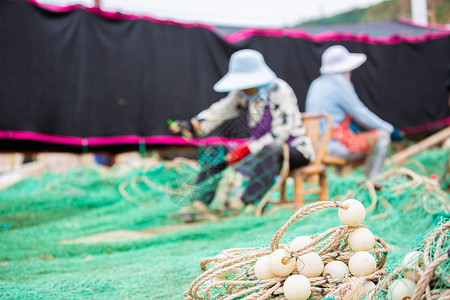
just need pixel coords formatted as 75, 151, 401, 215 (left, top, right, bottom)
305, 74, 393, 133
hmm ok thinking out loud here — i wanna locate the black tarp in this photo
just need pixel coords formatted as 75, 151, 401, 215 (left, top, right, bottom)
0, 0, 449, 151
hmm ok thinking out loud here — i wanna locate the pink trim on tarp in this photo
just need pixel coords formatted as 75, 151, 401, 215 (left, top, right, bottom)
0, 130, 246, 147
27, 0, 450, 44
0, 131, 83, 145
2, 116, 449, 146
400, 117, 450, 134
223, 27, 450, 44
27, 0, 216, 31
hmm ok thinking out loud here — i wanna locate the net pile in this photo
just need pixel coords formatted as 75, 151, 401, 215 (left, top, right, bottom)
184, 200, 388, 300
0, 147, 448, 299
371, 220, 450, 300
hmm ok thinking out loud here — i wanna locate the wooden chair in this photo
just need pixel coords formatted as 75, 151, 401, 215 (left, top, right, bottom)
322, 154, 352, 176
279, 113, 333, 207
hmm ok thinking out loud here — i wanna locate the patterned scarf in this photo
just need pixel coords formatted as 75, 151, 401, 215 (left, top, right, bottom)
238, 83, 273, 104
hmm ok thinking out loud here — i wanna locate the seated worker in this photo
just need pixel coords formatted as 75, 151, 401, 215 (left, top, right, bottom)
170, 49, 315, 215
305, 45, 403, 179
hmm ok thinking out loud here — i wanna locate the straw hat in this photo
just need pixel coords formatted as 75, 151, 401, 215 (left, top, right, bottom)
320, 45, 367, 75
213, 49, 276, 92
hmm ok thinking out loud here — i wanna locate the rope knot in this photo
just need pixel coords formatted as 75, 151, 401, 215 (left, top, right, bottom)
334, 251, 341, 260
291, 251, 297, 259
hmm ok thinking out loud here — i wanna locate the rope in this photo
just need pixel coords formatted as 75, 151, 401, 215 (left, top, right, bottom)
118, 160, 198, 205
326, 270, 387, 300
184, 200, 388, 300
255, 143, 290, 217
365, 167, 450, 218
371, 221, 449, 299
412, 221, 450, 300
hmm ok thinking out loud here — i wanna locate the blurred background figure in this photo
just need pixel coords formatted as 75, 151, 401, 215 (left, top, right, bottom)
305, 45, 403, 179
170, 49, 315, 216
94, 153, 115, 167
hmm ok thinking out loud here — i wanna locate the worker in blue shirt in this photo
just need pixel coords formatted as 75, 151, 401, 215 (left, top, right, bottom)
305, 45, 403, 178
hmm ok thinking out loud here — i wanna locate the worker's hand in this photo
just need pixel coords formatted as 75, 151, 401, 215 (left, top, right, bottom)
168, 119, 193, 138
391, 127, 404, 142
225, 144, 250, 165
168, 119, 190, 133
191, 118, 201, 133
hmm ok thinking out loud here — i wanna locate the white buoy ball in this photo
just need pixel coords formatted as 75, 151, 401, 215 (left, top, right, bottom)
322, 261, 349, 281
348, 227, 376, 251
290, 236, 312, 253
388, 278, 415, 300
401, 251, 422, 269
269, 249, 296, 277
296, 252, 324, 278
212, 268, 240, 282
362, 281, 376, 294
254, 255, 276, 280
212, 272, 227, 282
338, 199, 366, 226
283, 274, 311, 300
348, 251, 377, 276
401, 251, 423, 283
403, 269, 421, 283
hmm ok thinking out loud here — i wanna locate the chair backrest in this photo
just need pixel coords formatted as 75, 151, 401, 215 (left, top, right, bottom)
301, 113, 333, 166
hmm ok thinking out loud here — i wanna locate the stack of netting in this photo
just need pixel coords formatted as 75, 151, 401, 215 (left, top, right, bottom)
371, 220, 449, 300
1, 161, 196, 229
0, 147, 448, 299
184, 199, 389, 300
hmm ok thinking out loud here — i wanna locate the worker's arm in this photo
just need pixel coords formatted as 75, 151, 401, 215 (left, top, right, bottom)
193, 91, 244, 137
338, 77, 394, 133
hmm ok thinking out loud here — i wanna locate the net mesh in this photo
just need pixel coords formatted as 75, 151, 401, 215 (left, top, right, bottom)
0, 147, 449, 299
370, 219, 450, 300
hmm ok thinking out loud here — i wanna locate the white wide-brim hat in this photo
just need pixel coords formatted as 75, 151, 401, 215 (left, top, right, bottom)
320, 45, 367, 75
213, 49, 276, 92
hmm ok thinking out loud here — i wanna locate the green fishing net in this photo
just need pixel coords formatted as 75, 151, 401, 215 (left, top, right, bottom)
0, 147, 448, 299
